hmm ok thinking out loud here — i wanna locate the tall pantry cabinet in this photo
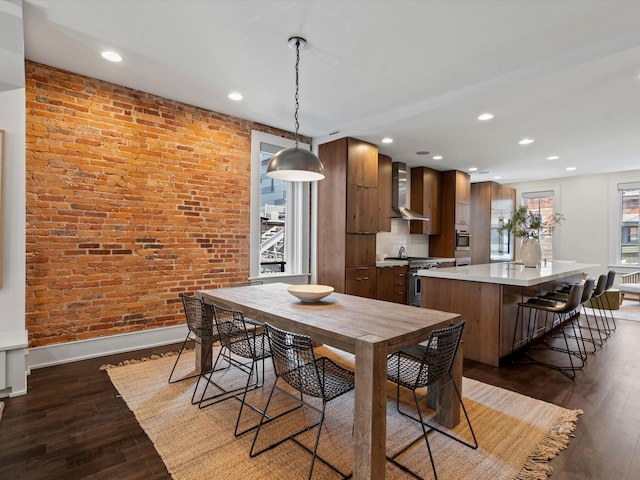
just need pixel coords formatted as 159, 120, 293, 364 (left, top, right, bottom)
317, 137, 378, 298
470, 181, 516, 264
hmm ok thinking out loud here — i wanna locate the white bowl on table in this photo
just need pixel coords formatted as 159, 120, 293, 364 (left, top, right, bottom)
287, 285, 334, 303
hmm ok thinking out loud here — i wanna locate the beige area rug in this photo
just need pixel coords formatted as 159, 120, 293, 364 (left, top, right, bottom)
0, 401, 4, 425
104, 348, 581, 480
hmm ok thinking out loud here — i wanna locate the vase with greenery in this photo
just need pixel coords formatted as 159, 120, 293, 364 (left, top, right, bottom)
499, 205, 564, 267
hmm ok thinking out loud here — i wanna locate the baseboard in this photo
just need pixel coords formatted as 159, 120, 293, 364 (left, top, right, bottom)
28, 325, 189, 370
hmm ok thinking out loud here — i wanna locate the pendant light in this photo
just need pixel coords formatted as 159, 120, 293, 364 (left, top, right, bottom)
267, 36, 324, 182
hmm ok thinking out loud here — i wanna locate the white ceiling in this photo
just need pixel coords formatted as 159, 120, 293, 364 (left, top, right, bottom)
20, 0, 640, 183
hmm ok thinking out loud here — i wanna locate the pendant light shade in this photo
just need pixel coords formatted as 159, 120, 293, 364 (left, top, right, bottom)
267, 36, 324, 182
266, 146, 324, 181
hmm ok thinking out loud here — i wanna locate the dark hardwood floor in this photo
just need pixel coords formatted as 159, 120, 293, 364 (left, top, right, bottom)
1, 317, 640, 479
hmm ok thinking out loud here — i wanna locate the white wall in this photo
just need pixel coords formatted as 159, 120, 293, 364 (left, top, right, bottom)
507, 169, 640, 280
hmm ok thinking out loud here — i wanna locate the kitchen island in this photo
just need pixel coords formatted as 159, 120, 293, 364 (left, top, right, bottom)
417, 261, 599, 366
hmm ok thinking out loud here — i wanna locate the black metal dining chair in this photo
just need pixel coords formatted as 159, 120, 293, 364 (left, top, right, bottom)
250, 323, 355, 480
194, 303, 272, 437
386, 320, 477, 480
168, 293, 222, 384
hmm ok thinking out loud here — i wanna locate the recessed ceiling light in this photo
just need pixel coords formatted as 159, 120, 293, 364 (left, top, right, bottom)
566, 167, 577, 171
432, 155, 443, 160
101, 51, 122, 62
519, 138, 534, 145
381, 137, 393, 144
468, 167, 478, 172
416, 151, 430, 155
478, 113, 494, 121
493, 176, 502, 180
546, 155, 560, 160
228, 92, 243, 101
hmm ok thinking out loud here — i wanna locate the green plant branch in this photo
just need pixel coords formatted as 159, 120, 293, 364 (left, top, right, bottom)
498, 205, 564, 240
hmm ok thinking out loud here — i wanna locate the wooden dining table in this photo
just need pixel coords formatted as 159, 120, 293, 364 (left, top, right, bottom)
197, 282, 462, 480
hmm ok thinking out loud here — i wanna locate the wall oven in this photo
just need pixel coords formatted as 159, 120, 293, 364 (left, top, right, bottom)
455, 230, 470, 251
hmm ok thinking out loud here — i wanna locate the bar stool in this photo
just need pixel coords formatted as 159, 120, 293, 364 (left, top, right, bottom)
512, 282, 584, 379
539, 277, 597, 355
589, 273, 614, 338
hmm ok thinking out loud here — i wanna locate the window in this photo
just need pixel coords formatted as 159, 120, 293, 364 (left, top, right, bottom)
617, 182, 639, 265
250, 131, 310, 279
521, 190, 556, 261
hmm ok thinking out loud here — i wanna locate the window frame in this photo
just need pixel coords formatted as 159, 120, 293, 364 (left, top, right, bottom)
615, 181, 640, 266
250, 130, 311, 280
520, 189, 557, 261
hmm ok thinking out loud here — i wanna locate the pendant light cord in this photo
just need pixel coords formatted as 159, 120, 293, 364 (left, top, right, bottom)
294, 39, 300, 147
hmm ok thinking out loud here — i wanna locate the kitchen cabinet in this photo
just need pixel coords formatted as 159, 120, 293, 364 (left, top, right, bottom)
470, 181, 516, 264
376, 265, 408, 303
428, 170, 470, 259
347, 266, 377, 298
347, 184, 378, 233
348, 138, 378, 188
409, 166, 441, 235
317, 137, 378, 298
377, 154, 392, 232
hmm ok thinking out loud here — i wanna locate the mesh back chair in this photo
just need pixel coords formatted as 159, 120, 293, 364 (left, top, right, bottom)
168, 293, 222, 384
250, 323, 355, 480
231, 280, 264, 327
194, 303, 272, 437
512, 283, 584, 380
386, 321, 477, 480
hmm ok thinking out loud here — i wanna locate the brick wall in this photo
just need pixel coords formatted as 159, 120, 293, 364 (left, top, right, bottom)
25, 61, 298, 347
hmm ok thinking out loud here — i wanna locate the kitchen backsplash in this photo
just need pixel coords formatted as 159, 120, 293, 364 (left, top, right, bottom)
376, 219, 429, 258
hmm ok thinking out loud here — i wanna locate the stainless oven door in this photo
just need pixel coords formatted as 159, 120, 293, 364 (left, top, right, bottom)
408, 271, 421, 306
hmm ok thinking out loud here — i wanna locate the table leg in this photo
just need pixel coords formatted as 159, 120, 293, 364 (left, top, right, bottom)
195, 303, 214, 372
353, 337, 387, 479
427, 340, 462, 428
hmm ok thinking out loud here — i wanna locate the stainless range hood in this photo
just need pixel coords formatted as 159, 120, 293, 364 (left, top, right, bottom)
392, 162, 430, 221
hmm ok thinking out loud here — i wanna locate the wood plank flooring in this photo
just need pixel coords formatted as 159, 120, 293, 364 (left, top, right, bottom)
1, 317, 640, 479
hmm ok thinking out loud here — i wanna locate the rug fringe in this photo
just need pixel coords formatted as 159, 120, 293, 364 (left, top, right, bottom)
99, 349, 191, 371
515, 408, 583, 480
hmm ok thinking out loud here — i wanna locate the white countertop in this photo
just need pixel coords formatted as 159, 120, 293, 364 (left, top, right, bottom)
376, 260, 408, 267
416, 261, 599, 287
376, 257, 456, 268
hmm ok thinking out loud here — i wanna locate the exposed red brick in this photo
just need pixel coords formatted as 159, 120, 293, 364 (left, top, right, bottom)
25, 61, 306, 347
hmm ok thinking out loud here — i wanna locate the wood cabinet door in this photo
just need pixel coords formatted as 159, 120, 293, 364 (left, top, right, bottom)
376, 267, 394, 302
456, 171, 471, 204
346, 266, 377, 298
347, 185, 378, 233
347, 138, 364, 186
347, 138, 378, 187
345, 234, 376, 267
410, 167, 441, 235
362, 142, 378, 188
455, 201, 470, 227
377, 154, 392, 232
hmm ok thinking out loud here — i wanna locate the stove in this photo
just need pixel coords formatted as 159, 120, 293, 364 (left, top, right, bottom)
385, 257, 437, 306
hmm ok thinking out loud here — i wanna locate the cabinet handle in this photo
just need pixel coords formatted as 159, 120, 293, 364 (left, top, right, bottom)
356, 266, 368, 270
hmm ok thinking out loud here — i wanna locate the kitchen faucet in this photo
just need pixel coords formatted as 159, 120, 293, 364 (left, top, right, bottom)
398, 246, 407, 258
